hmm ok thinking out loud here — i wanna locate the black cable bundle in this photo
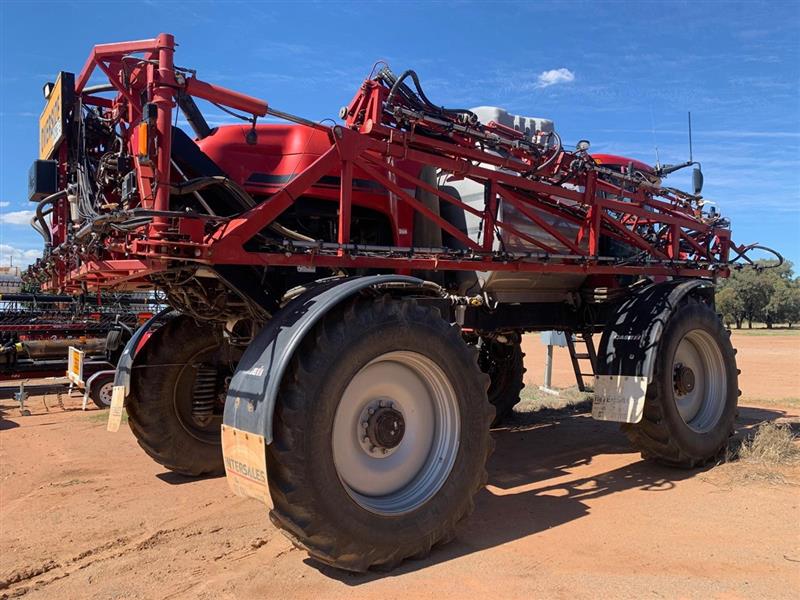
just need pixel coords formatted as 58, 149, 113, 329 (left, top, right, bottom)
378, 67, 477, 124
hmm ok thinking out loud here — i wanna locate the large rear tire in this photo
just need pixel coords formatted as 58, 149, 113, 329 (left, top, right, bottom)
128, 316, 239, 477
623, 300, 738, 467
266, 296, 493, 571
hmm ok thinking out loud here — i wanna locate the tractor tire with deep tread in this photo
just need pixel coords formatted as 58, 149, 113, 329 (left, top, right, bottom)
622, 299, 738, 467
266, 296, 494, 572
127, 316, 235, 477
479, 339, 526, 427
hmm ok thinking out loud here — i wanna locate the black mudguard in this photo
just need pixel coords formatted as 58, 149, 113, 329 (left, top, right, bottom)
596, 278, 715, 380
223, 274, 423, 444
114, 307, 175, 392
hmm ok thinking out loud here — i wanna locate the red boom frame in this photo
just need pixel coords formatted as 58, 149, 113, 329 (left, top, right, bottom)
31, 34, 742, 293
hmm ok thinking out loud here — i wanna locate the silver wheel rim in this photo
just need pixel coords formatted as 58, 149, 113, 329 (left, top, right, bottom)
332, 350, 460, 515
98, 381, 114, 407
672, 329, 727, 433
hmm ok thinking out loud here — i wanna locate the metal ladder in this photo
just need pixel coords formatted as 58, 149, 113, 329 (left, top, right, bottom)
565, 332, 597, 392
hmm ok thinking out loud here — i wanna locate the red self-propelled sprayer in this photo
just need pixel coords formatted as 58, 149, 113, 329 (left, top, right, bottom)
22, 34, 778, 572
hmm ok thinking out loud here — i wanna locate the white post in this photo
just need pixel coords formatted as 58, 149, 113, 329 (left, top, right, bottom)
543, 344, 553, 389
538, 331, 562, 396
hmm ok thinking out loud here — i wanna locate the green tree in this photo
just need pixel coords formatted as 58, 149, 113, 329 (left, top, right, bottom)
716, 286, 745, 328
718, 259, 795, 328
764, 282, 800, 328
785, 287, 800, 328
726, 267, 773, 328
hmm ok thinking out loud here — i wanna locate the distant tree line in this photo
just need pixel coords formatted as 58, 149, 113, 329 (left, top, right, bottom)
716, 260, 800, 329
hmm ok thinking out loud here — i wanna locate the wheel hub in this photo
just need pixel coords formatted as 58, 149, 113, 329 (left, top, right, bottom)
674, 362, 696, 395
357, 399, 405, 458
367, 406, 405, 449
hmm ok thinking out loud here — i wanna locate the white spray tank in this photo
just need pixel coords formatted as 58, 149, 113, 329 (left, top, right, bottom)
440, 107, 587, 302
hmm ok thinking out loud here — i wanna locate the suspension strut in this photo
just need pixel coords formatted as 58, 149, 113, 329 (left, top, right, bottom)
191, 365, 218, 423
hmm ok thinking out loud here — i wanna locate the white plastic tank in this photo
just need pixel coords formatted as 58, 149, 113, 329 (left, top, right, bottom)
469, 106, 555, 146
441, 107, 586, 302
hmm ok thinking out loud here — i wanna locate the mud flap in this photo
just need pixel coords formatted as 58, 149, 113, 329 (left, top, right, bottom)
106, 385, 126, 432
592, 375, 648, 423
221, 424, 271, 507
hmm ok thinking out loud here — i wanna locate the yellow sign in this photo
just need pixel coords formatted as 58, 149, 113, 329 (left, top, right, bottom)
221, 424, 272, 508
39, 72, 74, 159
66, 346, 85, 386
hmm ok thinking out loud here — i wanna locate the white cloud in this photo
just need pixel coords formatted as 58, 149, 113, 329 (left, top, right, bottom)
536, 68, 576, 88
0, 201, 9, 208
0, 244, 41, 268
0, 210, 35, 225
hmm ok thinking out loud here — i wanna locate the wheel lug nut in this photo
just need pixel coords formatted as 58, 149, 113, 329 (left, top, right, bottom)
361, 421, 368, 429
368, 408, 375, 415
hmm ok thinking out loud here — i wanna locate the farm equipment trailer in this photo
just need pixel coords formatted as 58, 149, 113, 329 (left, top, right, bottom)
23, 34, 771, 571
0, 292, 154, 383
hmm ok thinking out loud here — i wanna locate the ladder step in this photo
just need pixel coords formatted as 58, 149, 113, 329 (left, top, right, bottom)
567, 333, 598, 391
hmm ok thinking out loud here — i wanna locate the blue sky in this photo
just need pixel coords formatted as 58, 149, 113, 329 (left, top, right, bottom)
1, 0, 798, 269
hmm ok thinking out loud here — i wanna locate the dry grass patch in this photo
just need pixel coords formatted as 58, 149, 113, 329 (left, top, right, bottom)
718, 421, 800, 486
516, 385, 591, 413
737, 421, 800, 465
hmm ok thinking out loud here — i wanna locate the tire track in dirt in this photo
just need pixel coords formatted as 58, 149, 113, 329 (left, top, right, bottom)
0, 521, 280, 598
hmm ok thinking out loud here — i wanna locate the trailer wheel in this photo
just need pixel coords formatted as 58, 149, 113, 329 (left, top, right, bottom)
623, 300, 738, 467
89, 372, 115, 409
479, 338, 525, 426
266, 296, 493, 571
128, 316, 239, 477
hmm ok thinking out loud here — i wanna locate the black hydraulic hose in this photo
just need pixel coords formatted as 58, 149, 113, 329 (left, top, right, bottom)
383, 69, 420, 108
29, 208, 52, 243
384, 69, 477, 123
169, 176, 255, 210
31, 189, 67, 246
169, 176, 314, 242
531, 131, 563, 174
176, 91, 212, 139
82, 83, 116, 95
729, 244, 784, 267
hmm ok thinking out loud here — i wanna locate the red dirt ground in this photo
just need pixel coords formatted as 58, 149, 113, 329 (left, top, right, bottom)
1, 333, 798, 599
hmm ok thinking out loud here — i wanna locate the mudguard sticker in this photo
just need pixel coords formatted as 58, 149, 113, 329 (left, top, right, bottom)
592, 375, 648, 423
221, 423, 272, 508
107, 385, 126, 432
